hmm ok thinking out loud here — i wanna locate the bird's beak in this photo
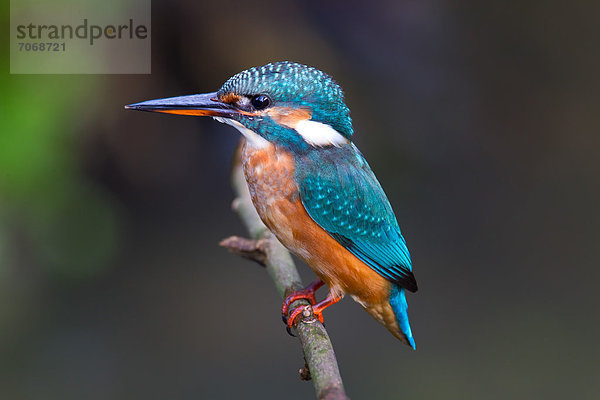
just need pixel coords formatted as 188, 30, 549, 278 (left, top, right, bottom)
124, 92, 240, 117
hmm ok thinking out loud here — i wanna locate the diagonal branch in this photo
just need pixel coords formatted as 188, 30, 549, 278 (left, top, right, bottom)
220, 143, 349, 400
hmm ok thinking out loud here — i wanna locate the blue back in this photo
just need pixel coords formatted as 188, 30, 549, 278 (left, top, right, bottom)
296, 145, 417, 292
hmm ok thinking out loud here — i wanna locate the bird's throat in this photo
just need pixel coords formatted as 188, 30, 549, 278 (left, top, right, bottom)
213, 117, 270, 149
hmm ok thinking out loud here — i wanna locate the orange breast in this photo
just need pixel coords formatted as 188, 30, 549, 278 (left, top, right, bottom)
241, 142, 392, 307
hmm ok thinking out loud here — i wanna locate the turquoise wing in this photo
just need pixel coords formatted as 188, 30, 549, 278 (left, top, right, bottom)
298, 146, 417, 292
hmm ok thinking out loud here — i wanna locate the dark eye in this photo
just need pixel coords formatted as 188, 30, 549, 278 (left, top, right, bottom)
251, 94, 271, 110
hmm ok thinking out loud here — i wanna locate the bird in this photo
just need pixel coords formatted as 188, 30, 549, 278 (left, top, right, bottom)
125, 61, 418, 349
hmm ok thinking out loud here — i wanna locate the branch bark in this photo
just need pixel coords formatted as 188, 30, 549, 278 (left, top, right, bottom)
220, 143, 349, 400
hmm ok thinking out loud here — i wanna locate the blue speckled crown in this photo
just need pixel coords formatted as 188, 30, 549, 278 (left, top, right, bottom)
217, 61, 354, 138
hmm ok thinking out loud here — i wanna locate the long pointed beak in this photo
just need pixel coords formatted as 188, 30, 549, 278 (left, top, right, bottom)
124, 92, 240, 117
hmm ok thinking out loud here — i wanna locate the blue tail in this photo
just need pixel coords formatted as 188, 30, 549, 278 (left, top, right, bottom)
389, 285, 416, 350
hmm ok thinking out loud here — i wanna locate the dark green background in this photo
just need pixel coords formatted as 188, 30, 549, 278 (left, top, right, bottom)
1, 1, 598, 399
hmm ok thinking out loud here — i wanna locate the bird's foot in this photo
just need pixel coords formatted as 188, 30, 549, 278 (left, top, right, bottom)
283, 290, 343, 331
281, 279, 325, 322
286, 304, 324, 328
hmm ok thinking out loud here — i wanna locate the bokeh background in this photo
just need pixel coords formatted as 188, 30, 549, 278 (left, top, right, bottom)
1, 1, 599, 399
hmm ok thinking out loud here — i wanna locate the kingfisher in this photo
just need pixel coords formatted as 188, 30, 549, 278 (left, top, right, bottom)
125, 62, 418, 349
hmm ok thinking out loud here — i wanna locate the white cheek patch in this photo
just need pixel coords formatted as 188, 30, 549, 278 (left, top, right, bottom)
295, 120, 348, 147
213, 117, 270, 148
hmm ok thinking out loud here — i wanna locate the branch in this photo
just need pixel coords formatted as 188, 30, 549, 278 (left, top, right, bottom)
220, 143, 349, 400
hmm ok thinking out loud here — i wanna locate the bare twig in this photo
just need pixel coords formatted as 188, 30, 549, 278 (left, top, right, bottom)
299, 357, 312, 381
219, 236, 267, 266
220, 143, 349, 400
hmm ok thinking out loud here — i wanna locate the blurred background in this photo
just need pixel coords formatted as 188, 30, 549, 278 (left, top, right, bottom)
1, 1, 599, 399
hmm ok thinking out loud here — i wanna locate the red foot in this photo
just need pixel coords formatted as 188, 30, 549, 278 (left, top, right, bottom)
284, 290, 343, 329
281, 279, 324, 317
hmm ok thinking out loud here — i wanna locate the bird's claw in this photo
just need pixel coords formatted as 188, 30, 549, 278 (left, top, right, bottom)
281, 292, 315, 317
281, 280, 326, 335
285, 304, 325, 331
281, 280, 324, 317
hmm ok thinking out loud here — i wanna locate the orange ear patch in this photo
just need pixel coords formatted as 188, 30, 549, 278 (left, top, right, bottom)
219, 92, 241, 104
266, 106, 312, 128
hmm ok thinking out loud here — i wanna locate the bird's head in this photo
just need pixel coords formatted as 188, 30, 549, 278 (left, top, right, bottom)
126, 62, 353, 150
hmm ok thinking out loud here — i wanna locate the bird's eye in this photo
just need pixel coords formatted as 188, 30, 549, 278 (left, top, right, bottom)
251, 94, 271, 110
